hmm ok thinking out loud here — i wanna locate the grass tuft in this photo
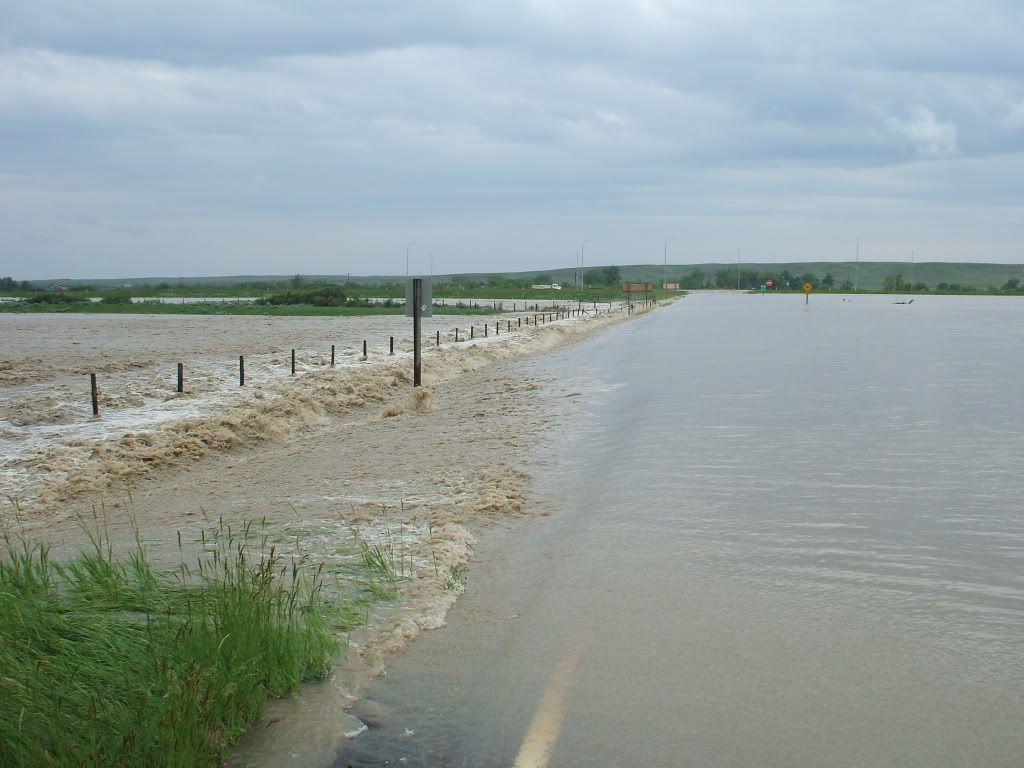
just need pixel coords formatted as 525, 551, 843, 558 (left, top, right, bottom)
0, 523, 338, 767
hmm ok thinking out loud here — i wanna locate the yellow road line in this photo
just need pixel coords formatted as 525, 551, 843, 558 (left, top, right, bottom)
512, 638, 586, 768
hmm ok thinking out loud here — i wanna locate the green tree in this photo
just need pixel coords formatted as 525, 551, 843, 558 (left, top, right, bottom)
883, 273, 906, 292
601, 265, 622, 286
1001, 278, 1021, 293
683, 269, 706, 289
822, 273, 835, 290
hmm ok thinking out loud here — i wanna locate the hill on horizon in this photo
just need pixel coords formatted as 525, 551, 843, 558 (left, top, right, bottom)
19, 261, 1024, 292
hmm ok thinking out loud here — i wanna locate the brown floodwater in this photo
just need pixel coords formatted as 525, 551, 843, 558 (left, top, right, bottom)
334, 293, 1024, 767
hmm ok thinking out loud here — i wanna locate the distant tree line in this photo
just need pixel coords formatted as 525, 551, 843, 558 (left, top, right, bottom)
257, 285, 386, 307
0, 276, 34, 291
674, 268, 826, 291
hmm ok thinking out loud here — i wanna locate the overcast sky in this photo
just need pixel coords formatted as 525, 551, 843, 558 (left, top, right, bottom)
2, 1, 1023, 279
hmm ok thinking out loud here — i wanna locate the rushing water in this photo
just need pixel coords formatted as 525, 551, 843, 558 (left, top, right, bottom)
336, 292, 1024, 767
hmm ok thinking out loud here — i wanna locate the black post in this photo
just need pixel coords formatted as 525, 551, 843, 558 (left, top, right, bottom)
455, 328, 460, 342
471, 326, 474, 339
239, 356, 245, 386
413, 278, 422, 387
436, 330, 440, 346
390, 336, 394, 355
331, 344, 335, 366
518, 317, 521, 327
90, 373, 99, 416
363, 340, 367, 359
177, 363, 183, 393
291, 349, 296, 375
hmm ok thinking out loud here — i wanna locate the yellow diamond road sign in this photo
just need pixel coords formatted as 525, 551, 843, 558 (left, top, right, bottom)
803, 282, 813, 294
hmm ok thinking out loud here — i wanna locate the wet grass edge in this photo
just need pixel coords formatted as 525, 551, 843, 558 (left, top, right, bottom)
0, 521, 346, 767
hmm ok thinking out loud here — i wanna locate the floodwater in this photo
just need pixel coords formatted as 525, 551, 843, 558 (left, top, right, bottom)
335, 293, 1024, 767
0, 309, 569, 508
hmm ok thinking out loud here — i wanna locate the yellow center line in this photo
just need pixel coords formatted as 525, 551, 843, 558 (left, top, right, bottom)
512, 637, 586, 768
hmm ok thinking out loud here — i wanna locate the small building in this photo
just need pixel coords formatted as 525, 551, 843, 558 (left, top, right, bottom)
663, 282, 680, 290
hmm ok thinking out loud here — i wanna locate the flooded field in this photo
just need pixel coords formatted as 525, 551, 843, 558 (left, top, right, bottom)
0, 306, 619, 513
0, 302, 644, 766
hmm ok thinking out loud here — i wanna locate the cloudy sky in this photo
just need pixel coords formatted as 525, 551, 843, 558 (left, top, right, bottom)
2, 1, 1023, 279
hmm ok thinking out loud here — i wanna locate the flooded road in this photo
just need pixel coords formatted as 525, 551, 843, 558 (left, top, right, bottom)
335, 293, 1024, 767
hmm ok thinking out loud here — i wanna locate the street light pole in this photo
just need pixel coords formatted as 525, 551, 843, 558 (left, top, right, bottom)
580, 239, 589, 290
854, 237, 860, 293
406, 242, 416, 277
664, 237, 677, 290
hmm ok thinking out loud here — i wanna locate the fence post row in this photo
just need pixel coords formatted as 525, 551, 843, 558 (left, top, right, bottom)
82, 298, 614, 413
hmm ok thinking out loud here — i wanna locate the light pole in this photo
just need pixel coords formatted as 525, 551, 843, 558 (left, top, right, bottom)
664, 237, 677, 290
854, 237, 860, 293
406, 242, 416, 277
580, 239, 590, 290
429, 250, 433, 278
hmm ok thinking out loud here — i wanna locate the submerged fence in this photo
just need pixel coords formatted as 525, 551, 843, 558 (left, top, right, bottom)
79, 302, 636, 416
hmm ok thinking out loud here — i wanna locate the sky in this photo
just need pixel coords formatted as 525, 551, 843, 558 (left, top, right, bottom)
2, 1, 1023, 279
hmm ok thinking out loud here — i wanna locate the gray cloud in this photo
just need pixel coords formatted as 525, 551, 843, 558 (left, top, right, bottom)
1, 1, 1023, 278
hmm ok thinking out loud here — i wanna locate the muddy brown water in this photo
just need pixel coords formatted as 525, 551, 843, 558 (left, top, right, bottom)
334, 294, 1024, 767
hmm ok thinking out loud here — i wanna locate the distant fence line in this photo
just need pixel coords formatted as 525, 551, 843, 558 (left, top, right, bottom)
82, 301, 653, 417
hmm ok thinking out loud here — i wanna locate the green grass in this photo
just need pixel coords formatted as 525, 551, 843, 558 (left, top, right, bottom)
0, 522, 341, 767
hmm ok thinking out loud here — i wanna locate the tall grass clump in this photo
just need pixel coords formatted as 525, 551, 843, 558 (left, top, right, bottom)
0, 522, 338, 767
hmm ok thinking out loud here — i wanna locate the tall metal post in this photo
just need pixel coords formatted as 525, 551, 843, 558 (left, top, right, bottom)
854, 237, 860, 292
413, 278, 422, 387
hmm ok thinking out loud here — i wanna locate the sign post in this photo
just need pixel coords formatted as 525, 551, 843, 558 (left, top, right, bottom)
413, 279, 422, 386
803, 282, 813, 305
406, 278, 433, 387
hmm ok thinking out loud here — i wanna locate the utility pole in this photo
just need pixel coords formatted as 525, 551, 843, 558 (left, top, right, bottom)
664, 237, 677, 290
854, 237, 860, 292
